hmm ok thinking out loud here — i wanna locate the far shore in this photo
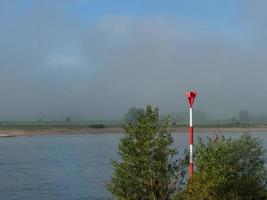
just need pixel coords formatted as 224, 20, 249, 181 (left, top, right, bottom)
0, 126, 267, 137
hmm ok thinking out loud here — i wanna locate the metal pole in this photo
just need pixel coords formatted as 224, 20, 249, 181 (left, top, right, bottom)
189, 106, 193, 177
186, 91, 197, 177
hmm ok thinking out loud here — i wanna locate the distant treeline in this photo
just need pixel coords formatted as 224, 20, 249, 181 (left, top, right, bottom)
1, 108, 267, 129
0, 121, 111, 129
125, 107, 267, 125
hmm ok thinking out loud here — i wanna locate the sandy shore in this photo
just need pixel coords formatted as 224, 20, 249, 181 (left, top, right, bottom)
0, 127, 124, 137
0, 126, 266, 137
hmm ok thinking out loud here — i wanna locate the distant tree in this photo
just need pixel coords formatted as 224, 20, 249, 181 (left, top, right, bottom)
37, 118, 43, 123
107, 106, 188, 199
238, 110, 250, 123
186, 134, 267, 200
229, 116, 238, 124
124, 107, 144, 124
65, 116, 71, 123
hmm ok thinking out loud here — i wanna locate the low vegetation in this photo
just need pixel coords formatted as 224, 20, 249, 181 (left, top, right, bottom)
0, 121, 113, 130
90, 124, 106, 129
108, 106, 267, 200
107, 106, 188, 199
186, 134, 267, 200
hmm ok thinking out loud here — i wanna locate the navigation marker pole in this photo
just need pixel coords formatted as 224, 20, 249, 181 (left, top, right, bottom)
186, 91, 197, 177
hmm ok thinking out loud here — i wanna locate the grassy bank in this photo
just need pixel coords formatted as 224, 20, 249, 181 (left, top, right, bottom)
0, 121, 265, 130
0, 121, 267, 130
0, 121, 266, 137
0, 121, 122, 130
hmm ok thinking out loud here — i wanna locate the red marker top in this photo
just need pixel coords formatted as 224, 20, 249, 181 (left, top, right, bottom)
186, 91, 197, 108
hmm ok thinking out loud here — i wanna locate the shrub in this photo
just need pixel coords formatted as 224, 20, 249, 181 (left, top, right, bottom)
107, 105, 188, 200
124, 107, 145, 125
186, 134, 267, 200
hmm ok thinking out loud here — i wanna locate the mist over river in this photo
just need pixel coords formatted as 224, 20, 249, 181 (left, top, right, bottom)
0, 132, 266, 200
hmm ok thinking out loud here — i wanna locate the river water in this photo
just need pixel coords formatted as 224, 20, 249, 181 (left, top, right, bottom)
0, 132, 266, 200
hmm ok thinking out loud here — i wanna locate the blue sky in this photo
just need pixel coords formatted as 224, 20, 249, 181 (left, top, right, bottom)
51, 0, 240, 34
21, 0, 239, 32
61, 0, 237, 20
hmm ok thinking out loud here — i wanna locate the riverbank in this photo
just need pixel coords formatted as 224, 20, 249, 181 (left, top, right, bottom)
0, 126, 267, 137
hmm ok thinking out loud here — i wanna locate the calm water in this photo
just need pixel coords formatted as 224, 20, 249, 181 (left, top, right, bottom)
0, 132, 266, 200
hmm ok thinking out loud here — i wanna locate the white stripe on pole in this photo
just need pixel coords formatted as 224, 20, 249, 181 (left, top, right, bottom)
190, 107, 193, 127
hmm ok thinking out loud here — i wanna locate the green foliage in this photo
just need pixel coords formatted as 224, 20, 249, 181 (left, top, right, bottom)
107, 105, 188, 200
187, 134, 267, 200
124, 107, 145, 125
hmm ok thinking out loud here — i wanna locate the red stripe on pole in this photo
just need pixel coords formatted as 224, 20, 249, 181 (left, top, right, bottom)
190, 163, 193, 177
190, 127, 193, 144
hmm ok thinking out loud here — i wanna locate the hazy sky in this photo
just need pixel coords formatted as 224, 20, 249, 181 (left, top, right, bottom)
0, 0, 267, 120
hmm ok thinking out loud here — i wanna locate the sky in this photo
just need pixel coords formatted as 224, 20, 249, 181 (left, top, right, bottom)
0, 0, 267, 121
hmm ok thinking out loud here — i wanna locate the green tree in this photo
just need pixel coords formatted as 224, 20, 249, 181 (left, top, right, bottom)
107, 105, 188, 200
124, 107, 145, 124
187, 134, 267, 200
